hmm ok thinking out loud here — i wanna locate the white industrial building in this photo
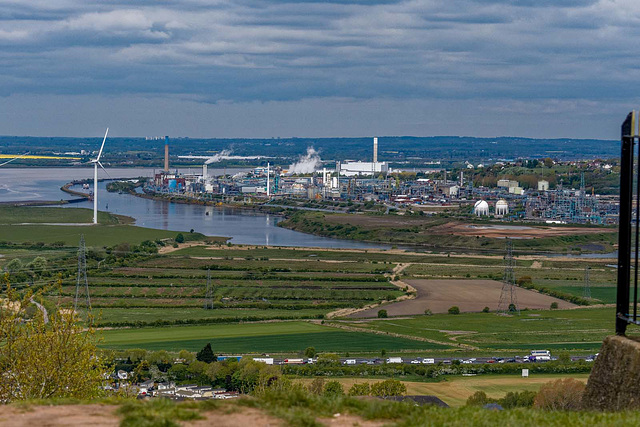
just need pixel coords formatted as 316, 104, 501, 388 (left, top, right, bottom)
339, 137, 389, 176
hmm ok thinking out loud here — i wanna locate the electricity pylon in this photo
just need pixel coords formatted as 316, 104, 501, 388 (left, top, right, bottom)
497, 240, 519, 314
583, 266, 591, 299
74, 234, 91, 312
204, 268, 213, 309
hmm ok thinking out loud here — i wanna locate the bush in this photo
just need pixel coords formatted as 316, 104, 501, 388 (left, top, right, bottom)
482, 306, 490, 313
448, 306, 460, 315
466, 391, 489, 406
348, 383, 371, 396
534, 378, 585, 410
370, 379, 406, 397
424, 309, 433, 316
550, 302, 559, 309
175, 233, 185, 244
377, 309, 388, 318
323, 380, 345, 396
308, 377, 325, 395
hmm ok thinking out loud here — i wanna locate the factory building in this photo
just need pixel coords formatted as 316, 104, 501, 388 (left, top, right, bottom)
340, 137, 389, 176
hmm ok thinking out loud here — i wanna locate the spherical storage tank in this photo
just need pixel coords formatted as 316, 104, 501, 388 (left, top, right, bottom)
474, 200, 489, 216
495, 199, 509, 216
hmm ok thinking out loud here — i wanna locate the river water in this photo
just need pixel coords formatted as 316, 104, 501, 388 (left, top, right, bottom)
0, 167, 386, 249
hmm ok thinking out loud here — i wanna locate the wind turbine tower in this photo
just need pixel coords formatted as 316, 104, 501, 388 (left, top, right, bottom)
91, 128, 109, 224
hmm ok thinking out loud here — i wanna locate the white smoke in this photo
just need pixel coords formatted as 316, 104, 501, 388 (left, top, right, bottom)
288, 147, 321, 175
205, 149, 233, 164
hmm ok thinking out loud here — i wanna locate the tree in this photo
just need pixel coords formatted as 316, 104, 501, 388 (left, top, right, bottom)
370, 379, 406, 397
316, 353, 340, 365
550, 302, 559, 309
323, 380, 345, 396
196, 343, 217, 363
558, 351, 571, 364
377, 309, 388, 318
348, 383, 371, 396
448, 306, 460, 315
381, 349, 387, 357
175, 233, 185, 243
178, 349, 195, 364
6, 258, 23, 273
482, 306, 490, 313
304, 347, 316, 359
0, 284, 108, 402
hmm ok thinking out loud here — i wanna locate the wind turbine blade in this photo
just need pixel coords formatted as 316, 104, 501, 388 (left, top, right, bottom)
96, 128, 109, 161
97, 161, 113, 180
0, 152, 29, 167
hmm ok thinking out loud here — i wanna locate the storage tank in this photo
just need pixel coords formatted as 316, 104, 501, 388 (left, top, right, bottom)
474, 200, 489, 216
495, 199, 509, 216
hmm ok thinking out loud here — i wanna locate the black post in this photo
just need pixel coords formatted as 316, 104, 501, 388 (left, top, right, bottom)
617, 112, 634, 335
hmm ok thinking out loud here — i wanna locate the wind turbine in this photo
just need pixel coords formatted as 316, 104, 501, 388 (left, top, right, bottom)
91, 128, 109, 224
0, 152, 29, 167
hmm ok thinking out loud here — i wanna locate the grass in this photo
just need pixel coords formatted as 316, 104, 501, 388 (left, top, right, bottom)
100, 321, 452, 352
0, 206, 122, 224
333, 307, 613, 353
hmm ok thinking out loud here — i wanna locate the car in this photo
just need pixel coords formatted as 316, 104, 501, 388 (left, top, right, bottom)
461, 359, 472, 364
487, 359, 496, 364
506, 358, 516, 363
585, 358, 594, 362
410, 359, 421, 364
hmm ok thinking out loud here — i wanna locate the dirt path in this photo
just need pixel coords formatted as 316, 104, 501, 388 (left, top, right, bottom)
30, 297, 48, 324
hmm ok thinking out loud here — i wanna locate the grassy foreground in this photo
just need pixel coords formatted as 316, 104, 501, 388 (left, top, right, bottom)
5, 389, 640, 427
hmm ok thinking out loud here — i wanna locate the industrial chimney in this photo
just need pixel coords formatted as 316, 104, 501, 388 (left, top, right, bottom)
164, 136, 169, 172
373, 137, 378, 163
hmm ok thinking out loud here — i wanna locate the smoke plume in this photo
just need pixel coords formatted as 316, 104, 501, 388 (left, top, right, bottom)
205, 149, 232, 164
288, 147, 321, 175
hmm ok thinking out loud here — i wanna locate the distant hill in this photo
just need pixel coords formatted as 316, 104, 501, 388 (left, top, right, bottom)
0, 135, 618, 162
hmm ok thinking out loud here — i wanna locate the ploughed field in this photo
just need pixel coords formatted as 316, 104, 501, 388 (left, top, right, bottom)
49, 255, 402, 327
349, 279, 576, 318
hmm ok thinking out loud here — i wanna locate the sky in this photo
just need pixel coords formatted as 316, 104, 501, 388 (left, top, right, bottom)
1, 0, 639, 139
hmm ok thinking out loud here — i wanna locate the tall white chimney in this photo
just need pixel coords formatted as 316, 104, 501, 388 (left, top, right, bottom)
203, 164, 208, 181
373, 137, 378, 163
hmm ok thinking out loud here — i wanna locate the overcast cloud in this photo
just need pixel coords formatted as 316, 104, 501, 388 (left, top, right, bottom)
0, 0, 639, 138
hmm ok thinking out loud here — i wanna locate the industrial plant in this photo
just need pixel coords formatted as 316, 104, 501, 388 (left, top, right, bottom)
146, 137, 619, 225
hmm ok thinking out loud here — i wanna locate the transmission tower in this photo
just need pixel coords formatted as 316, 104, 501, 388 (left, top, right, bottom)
204, 268, 213, 309
583, 266, 591, 299
497, 240, 519, 314
74, 234, 91, 312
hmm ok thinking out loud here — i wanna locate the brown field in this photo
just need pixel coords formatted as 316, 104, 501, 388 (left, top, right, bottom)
430, 222, 612, 239
349, 279, 575, 318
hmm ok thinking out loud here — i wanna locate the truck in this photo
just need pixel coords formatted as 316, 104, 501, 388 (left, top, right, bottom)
253, 357, 274, 365
386, 357, 403, 364
530, 350, 551, 361
284, 358, 305, 364
422, 358, 435, 364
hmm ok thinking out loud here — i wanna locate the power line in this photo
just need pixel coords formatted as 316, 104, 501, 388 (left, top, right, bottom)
204, 268, 214, 309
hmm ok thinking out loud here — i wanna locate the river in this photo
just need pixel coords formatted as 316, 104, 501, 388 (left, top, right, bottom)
0, 167, 386, 249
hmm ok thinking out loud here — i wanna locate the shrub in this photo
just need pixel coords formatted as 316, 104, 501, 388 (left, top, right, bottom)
534, 378, 585, 410
550, 302, 559, 309
323, 381, 345, 396
308, 377, 325, 395
466, 391, 489, 406
175, 233, 185, 244
304, 347, 316, 358
448, 306, 460, 315
370, 379, 406, 397
348, 383, 371, 396
424, 309, 433, 316
378, 309, 388, 318
482, 306, 490, 313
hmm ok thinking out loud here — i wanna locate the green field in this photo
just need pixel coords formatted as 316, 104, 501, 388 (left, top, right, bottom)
334, 307, 613, 353
100, 321, 450, 352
